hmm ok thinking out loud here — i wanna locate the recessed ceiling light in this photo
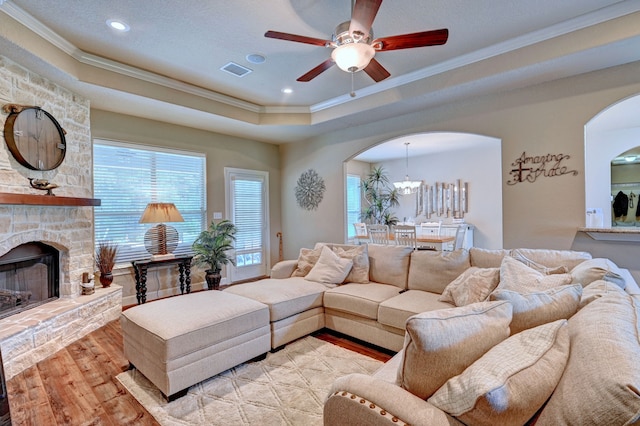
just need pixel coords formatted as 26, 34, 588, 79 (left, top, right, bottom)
246, 54, 266, 64
106, 19, 130, 32
281, 88, 293, 94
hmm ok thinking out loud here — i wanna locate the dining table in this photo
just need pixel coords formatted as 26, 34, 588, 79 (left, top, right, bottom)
355, 234, 455, 251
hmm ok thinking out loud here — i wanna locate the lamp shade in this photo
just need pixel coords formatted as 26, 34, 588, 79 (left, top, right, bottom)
139, 203, 184, 224
331, 42, 375, 73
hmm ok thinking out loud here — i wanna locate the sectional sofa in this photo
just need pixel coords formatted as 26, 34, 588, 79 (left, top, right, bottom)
122, 242, 640, 423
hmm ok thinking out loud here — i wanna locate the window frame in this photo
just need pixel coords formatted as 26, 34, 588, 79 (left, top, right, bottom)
93, 139, 206, 264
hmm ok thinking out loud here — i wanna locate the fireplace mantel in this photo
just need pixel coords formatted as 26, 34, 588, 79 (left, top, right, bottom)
0, 192, 100, 206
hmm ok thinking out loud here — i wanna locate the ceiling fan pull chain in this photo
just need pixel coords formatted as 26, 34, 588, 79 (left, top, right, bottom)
350, 72, 356, 98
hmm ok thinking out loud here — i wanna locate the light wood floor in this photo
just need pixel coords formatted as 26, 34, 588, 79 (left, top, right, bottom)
6, 320, 394, 426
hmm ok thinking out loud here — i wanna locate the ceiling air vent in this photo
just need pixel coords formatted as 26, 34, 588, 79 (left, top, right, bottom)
220, 62, 252, 77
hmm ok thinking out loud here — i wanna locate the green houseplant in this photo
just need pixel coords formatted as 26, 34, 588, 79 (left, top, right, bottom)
95, 242, 118, 288
361, 166, 400, 226
192, 219, 237, 290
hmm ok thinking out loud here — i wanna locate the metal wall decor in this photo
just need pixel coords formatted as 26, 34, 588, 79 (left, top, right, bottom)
507, 151, 578, 185
422, 179, 469, 219
295, 169, 326, 211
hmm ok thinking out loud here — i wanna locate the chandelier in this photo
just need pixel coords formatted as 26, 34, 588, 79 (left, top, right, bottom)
393, 142, 422, 195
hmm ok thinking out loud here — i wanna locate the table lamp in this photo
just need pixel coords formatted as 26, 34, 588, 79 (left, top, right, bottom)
139, 202, 184, 260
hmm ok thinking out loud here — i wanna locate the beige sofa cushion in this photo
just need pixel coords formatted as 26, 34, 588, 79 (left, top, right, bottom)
510, 248, 591, 271
304, 245, 353, 285
324, 283, 402, 320
490, 284, 582, 335
378, 290, 454, 330
398, 301, 512, 399
439, 267, 500, 306
429, 320, 570, 426
408, 249, 471, 293
570, 257, 626, 289
291, 246, 322, 277
333, 245, 370, 284
497, 256, 572, 293
536, 284, 640, 425
469, 247, 510, 268
223, 277, 326, 322
367, 244, 413, 289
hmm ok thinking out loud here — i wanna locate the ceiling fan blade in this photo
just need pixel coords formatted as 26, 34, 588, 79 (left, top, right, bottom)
349, 0, 383, 41
373, 28, 449, 51
264, 30, 330, 47
363, 58, 390, 82
297, 59, 335, 82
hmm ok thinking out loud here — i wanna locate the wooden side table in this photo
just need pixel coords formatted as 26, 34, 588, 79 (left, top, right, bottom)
131, 255, 193, 304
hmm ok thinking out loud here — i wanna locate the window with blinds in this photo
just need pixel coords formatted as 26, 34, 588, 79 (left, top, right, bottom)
346, 174, 362, 239
93, 140, 206, 263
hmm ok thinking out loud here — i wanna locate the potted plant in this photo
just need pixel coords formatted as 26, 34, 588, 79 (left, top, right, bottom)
361, 166, 400, 226
95, 242, 118, 288
192, 220, 237, 290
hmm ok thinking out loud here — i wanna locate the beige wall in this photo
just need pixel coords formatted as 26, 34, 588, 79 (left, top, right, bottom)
280, 61, 640, 262
90, 110, 281, 304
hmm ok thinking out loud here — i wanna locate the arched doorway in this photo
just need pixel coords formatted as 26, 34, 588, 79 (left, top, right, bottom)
345, 132, 503, 249
585, 93, 640, 227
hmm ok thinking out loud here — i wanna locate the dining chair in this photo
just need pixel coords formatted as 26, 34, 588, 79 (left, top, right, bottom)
393, 225, 417, 249
366, 224, 390, 244
353, 223, 367, 237
453, 225, 467, 250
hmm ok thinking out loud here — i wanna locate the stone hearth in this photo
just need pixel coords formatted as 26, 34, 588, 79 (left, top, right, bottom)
0, 285, 121, 380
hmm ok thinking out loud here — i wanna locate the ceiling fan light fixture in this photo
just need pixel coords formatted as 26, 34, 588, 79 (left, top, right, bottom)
331, 42, 374, 73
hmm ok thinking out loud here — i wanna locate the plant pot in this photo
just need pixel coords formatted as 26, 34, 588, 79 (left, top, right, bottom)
99, 272, 114, 288
205, 269, 221, 290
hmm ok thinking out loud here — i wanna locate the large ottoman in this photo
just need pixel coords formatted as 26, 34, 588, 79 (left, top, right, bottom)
120, 290, 270, 400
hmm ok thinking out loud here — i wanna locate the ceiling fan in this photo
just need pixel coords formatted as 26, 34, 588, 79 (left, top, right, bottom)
264, 0, 448, 83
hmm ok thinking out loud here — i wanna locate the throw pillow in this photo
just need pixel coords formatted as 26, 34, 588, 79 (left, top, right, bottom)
497, 255, 572, 293
509, 251, 568, 275
398, 301, 512, 400
570, 258, 626, 289
291, 246, 323, 277
490, 284, 582, 334
439, 267, 501, 306
304, 246, 353, 285
428, 320, 570, 426
333, 245, 370, 284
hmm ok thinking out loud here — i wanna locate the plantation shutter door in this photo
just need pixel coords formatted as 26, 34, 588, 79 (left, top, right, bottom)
226, 168, 269, 281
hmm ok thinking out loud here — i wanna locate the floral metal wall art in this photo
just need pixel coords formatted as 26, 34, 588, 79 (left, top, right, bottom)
295, 169, 326, 211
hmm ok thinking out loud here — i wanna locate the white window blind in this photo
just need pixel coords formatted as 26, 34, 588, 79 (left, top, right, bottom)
346, 174, 361, 238
230, 174, 264, 267
93, 140, 206, 263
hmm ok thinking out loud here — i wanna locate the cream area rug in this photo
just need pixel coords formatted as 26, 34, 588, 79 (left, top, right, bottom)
117, 336, 384, 425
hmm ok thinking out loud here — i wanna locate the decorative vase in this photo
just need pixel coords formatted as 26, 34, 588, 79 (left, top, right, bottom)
99, 272, 114, 288
205, 269, 221, 290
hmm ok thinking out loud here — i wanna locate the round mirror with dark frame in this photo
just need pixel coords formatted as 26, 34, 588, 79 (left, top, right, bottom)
3, 104, 67, 171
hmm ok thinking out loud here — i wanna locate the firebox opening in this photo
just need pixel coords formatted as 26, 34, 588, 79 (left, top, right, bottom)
0, 242, 60, 320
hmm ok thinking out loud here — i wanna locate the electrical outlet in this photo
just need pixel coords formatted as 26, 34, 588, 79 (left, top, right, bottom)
213, 212, 222, 219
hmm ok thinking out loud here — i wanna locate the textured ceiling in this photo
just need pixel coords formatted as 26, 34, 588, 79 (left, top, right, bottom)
1, 0, 640, 144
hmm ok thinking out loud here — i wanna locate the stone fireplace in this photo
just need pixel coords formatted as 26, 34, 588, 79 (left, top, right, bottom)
0, 55, 121, 380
